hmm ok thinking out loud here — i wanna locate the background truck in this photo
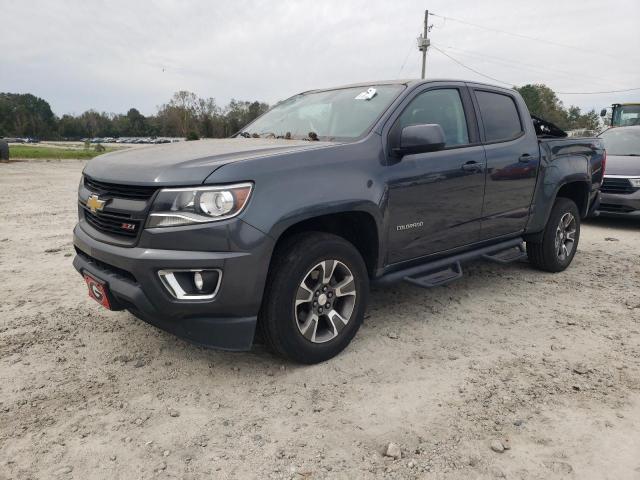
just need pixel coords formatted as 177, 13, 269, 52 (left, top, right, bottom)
601, 103, 640, 127
73, 79, 605, 364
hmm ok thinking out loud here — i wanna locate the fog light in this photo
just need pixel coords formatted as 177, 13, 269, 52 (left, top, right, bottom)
194, 271, 204, 291
158, 269, 222, 300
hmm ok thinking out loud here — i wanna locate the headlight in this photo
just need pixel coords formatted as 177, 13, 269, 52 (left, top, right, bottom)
629, 178, 640, 188
147, 183, 253, 228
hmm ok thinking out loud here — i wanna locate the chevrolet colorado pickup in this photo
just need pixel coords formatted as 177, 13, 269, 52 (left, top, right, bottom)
73, 79, 605, 364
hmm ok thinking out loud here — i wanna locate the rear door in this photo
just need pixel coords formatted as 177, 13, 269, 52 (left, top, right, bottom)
470, 87, 540, 238
384, 84, 487, 264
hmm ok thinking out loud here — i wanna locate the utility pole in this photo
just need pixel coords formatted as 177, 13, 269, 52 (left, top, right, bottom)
418, 10, 430, 79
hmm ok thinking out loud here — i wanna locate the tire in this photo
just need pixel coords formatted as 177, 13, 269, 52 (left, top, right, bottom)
527, 197, 580, 272
259, 232, 369, 364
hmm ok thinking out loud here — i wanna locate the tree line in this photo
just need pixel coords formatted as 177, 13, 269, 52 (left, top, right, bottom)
1, 83, 601, 141
514, 84, 601, 132
0, 91, 269, 140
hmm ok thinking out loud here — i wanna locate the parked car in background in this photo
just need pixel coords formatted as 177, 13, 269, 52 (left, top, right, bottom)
82, 137, 183, 144
597, 126, 640, 217
1, 137, 32, 143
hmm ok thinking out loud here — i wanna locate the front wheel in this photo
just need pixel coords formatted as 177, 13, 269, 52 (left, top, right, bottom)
259, 232, 369, 364
527, 197, 580, 272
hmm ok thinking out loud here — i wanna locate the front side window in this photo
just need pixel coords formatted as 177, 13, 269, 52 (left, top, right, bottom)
475, 90, 523, 142
397, 89, 470, 147
240, 85, 404, 141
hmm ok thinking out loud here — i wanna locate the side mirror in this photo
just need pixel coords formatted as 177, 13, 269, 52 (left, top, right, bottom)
395, 124, 446, 156
600, 109, 607, 117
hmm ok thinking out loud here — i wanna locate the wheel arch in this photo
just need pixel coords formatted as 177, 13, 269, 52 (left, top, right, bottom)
555, 181, 590, 217
269, 208, 382, 279
524, 179, 589, 243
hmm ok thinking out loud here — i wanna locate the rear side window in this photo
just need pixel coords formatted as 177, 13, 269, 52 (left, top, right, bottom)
397, 89, 469, 147
475, 91, 523, 142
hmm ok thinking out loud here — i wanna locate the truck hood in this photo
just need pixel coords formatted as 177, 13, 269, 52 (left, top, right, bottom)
605, 154, 640, 176
83, 138, 338, 185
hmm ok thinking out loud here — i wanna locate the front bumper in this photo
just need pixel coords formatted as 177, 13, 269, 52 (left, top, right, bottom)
72, 222, 274, 351
598, 190, 640, 218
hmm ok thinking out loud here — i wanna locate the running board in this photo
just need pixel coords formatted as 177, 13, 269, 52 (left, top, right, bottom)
404, 261, 463, 288
482, 243, 526, 264
374, 237, 524, 289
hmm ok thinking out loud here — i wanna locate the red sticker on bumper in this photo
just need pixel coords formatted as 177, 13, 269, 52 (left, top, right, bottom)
83, 274, 111, 310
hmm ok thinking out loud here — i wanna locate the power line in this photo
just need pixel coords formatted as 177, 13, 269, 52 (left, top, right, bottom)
430, 45, 515, 86
398, 37, 417, 75
556, 87, 640, 95
429, 12, 630, 61
434, 44, 618, 88
430, 45, 640, 95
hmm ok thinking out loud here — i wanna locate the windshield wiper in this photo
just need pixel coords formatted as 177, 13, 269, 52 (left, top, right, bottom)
254, 131, 279, 139
254, 131, 297, 140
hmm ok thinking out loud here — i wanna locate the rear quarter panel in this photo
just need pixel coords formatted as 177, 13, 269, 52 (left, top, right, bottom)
526, 138, 604, 233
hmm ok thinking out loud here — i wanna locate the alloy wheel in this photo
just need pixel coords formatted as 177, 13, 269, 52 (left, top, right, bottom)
555, 212, 577, 261
294, 260, 357, 343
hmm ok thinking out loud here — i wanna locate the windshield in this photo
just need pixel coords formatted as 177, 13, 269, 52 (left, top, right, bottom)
599, 128, 640, 156
239, 85, 405, 141
613, 105, 640, 127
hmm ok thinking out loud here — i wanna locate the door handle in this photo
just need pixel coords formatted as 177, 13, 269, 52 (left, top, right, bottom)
461, 161, 482, 172
519, 154, 532, 163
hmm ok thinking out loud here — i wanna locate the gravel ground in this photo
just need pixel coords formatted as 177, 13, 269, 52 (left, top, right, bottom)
1, 160, 639, 480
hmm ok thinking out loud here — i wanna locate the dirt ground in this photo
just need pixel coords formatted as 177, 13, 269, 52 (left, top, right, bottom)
1, 160, 639, 480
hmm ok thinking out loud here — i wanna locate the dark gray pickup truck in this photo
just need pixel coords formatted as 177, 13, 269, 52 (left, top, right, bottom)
73, 79, 605, 363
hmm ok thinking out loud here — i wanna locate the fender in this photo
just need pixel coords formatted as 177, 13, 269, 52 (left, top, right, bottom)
525, 140, 593, 236
206, 134, 388, 265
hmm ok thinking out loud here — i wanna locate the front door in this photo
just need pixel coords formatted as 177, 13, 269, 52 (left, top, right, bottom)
385, 86, 487, 264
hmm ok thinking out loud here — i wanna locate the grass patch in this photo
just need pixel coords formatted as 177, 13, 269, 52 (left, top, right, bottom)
8, 145, 120, 160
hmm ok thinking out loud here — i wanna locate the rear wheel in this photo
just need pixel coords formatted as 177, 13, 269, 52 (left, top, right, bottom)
527, 197, 580, 272
259, 232, 368, 364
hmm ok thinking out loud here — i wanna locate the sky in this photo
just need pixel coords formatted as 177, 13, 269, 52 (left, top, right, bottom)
2, 0, 639, 117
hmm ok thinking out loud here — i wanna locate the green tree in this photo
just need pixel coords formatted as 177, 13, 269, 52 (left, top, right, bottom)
125, 108, 148, 136
196, 97, 224, 138
58, 114, 87, 139
0, 93, 56, 138
223, 99, 269, 136
515, 84, 568, 128
156, 90, 199, 137
515, 84, 602, 132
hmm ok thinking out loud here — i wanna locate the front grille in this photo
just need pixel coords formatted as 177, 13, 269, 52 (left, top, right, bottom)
75, 247, 137, 283
601, 177, 637, 194
599, 203, 635, 213
81, 204, 141, 237
84, 176, 157, 200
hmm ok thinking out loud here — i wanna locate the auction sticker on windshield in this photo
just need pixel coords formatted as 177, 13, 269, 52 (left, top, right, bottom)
355, 88, 377, 100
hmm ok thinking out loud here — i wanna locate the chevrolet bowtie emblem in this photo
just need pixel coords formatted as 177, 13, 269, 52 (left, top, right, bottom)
87, 194, 106, 213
